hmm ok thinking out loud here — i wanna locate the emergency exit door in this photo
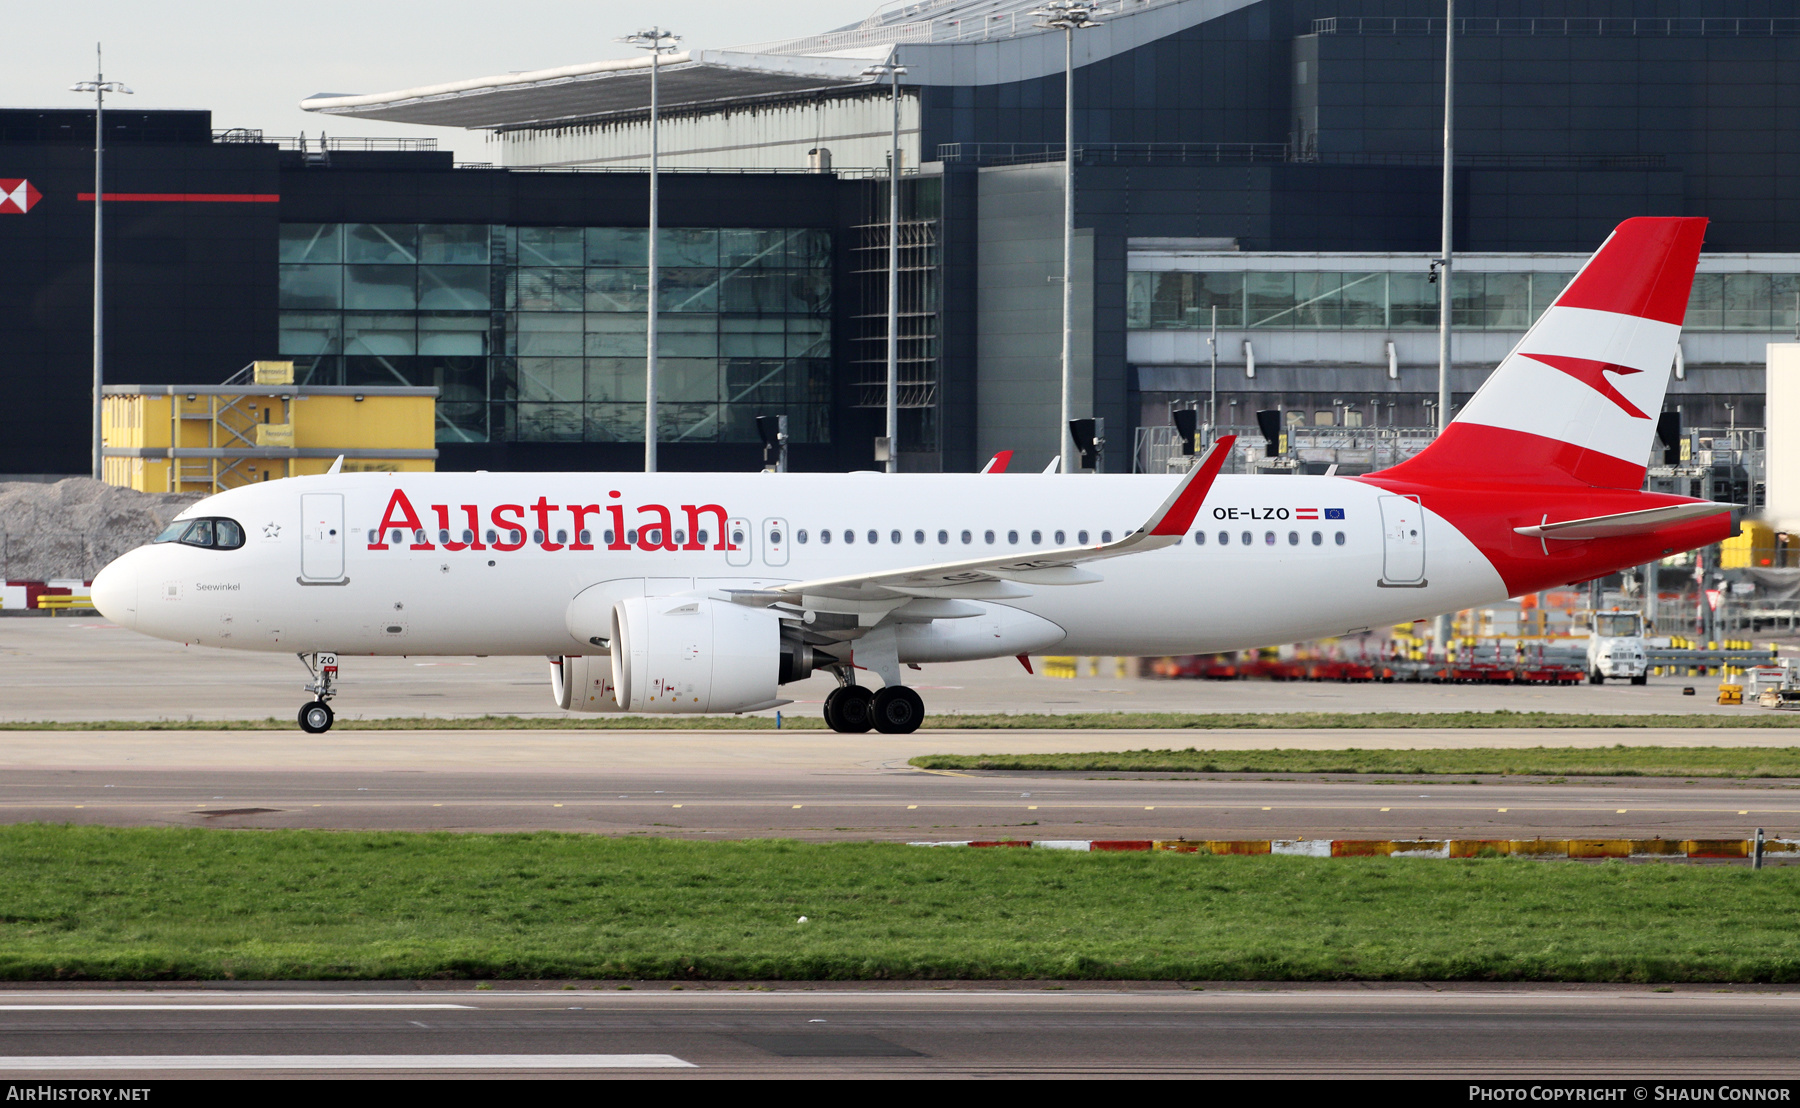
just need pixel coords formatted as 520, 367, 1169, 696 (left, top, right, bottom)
1378, 495, 1426, 586
300, 493, 345, 581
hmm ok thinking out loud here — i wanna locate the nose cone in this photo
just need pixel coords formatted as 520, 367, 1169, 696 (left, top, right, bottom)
90, 554, 139, 629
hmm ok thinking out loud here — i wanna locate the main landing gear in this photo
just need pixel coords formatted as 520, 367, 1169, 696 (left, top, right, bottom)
822, 668, 924, 735
298, 652, 339, 734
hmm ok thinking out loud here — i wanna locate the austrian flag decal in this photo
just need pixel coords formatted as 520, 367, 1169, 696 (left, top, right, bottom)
0, 180, 41, 214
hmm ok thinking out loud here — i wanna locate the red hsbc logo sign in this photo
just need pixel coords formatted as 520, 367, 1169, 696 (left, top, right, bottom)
0, 180, 41, 214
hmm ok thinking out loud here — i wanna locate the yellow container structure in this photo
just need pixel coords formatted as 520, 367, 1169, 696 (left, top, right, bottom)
102, 378, 438, 494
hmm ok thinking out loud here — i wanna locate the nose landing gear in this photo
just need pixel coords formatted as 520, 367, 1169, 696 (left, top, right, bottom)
298, 652, 340, 734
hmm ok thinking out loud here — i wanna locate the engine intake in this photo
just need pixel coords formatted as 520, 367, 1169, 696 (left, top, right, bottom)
610, 596, 781, 713
550, 655, 623, 712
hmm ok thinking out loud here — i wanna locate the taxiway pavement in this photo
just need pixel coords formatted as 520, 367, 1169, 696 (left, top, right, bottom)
0, 616, 1772, 722
0, 987, 1794, 1078
1, 728, 1794, 840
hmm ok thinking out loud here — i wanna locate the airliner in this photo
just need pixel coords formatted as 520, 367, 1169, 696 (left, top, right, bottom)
91, 217, 1731, 735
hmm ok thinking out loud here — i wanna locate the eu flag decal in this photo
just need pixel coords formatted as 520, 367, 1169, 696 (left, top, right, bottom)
1324, 508, 1346, 520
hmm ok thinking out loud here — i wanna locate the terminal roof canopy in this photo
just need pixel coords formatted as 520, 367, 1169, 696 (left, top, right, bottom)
300, 0, 1245, 129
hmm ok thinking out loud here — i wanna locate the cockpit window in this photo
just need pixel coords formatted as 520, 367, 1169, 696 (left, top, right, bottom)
153, 517, 245, 550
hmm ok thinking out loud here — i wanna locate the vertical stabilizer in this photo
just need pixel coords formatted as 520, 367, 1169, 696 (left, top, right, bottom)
1381, 217, 1707, 488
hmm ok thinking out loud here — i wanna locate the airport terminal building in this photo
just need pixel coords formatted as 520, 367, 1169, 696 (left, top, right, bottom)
3, 0, 1797, 476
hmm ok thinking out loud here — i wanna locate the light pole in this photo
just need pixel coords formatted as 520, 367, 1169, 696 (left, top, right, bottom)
1436, 0, 1455, 433
1031, 3, 1108, 474
620, 27, 680, 473
863, 56, 908, 473
71, 44, 131, 483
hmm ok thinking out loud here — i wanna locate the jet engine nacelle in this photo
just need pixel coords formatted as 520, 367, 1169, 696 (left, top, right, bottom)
609, 596, 782, 713
550, 654, 624, 712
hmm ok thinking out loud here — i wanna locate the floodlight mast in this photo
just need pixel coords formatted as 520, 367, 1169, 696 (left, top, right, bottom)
862, 56, 908, 473
70, 44, 132, 483
620, 27, 681, 473
1030, 3, 1109, 474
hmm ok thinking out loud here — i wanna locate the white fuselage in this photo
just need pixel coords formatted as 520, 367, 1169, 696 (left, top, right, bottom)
96, 471, 1508, 660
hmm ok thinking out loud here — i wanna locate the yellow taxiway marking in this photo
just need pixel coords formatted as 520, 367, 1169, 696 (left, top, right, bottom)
1262, 807, 1272, 811
909, 768, 973, 778
1741, 810, 1750, 815
906, 805, 917, 810
1380, 808, 1391, 812
1617, 809, 1628, 813
671, 804, 682, 808
1145, 806, 1155, 811
1028, 806, 1038, 810
792, 805, 803, 809
1497, 808, 1508, 813
553, 804, 563, 808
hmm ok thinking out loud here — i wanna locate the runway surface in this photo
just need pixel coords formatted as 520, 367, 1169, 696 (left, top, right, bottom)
0, 616, 1774, 722
3, 730, 1796, 839
0, 987, 1795, 1078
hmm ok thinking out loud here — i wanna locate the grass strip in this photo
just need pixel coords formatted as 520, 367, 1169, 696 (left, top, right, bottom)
0, 825, 1796, 983
909, 746, 1800, 777
4, 710, 1800, 732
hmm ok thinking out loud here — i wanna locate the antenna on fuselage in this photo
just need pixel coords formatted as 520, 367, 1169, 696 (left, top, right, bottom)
326, 455, 344, 475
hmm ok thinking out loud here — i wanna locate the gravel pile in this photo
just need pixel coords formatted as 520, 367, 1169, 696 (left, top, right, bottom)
0, 479, 202, 582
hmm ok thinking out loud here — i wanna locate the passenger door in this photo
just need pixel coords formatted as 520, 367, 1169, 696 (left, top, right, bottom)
725, 516, 752, 568
300, 493, 345, 581
1377, 495, 1426, 586
762, 517, 789, 567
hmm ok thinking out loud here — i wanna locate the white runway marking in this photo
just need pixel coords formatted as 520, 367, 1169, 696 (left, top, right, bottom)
0, 1004, 473, 1012
0, 1054, 695, 1070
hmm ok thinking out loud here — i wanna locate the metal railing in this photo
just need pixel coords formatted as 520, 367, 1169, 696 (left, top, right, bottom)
733, 0, 1190, 54
1314, 16, 1800, 36
938, 142, 1293, 166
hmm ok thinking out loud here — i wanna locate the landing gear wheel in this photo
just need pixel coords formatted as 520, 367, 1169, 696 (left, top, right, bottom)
871, 686, 925, 734
299, 700, 335, 734
824, 686, 875, 734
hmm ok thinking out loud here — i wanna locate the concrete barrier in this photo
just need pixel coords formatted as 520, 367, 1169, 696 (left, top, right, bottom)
909, 837, 1792, 861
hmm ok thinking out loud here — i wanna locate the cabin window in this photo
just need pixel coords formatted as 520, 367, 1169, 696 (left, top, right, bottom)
961, 530, 972, 544
603, 530, 615, 545
1335, 531, 1346, 545
1288, 531, 1299, 546
868, 530, 879, 544
697, 530, 708, 545
1077, 530, 1089, 544
1031, 530, 1042, 544
578, 530, 591, 545
797, 529, 809, 544
1193, 531, 1206, 545
914, 530, 925, 544
844, 530, 855, 544
1241, 531, 1252, 545
1311, 531, 1322, 546
1101, 531, 1113, 543
890, 530, 902, 544
821, 530, 832, 544
532, 530, 544, 544
486, 529, 498, 544
1054, 530, 1066, 544
673, 529, 684, 545
1007, 530, 1019, 544
625, 529, 637, 545
984, 530, 995, 544
937, 530, 949, 544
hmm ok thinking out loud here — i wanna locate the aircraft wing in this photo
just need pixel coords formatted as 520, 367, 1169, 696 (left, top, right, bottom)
1512, 500, 1732, 540
743, 437, 1234, 603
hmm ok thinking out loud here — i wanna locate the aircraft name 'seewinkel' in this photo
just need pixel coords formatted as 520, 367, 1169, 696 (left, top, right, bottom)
93, 218, 1731, 735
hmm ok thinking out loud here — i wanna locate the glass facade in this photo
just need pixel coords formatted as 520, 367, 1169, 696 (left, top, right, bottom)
1127, 269, 1800, 333
278, 223, 833, 445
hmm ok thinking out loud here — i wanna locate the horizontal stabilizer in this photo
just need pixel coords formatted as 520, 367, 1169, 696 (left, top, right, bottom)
1512, 501, 1732, 541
